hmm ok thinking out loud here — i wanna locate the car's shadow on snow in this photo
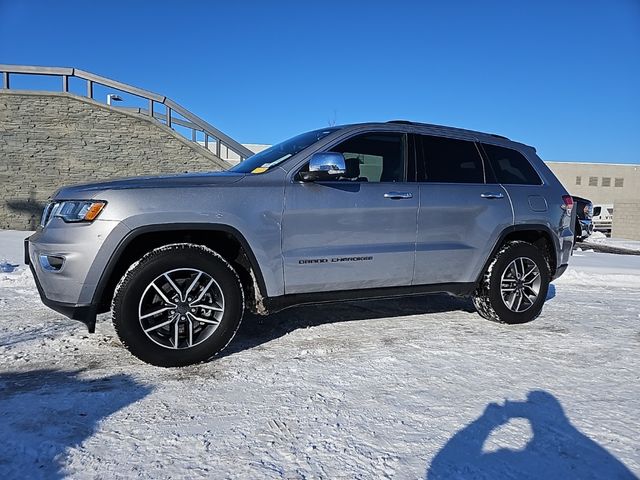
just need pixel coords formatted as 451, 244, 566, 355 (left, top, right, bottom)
426, 390, 636, 479
0, 369, 152, 478
546, 283, 556, 301
220, 293, 475, 357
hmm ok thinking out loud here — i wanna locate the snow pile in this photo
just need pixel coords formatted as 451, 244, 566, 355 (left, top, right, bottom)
583, 231, 640, 252
0, 231, 35, 291
554, 250, 640, 288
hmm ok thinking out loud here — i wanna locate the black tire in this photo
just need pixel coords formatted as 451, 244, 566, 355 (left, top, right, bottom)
574, 218, 582, 243
112, 244, 244, 367
473, 241, 550, 324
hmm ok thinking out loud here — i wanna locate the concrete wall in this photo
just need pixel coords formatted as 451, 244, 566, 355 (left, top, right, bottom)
0, 91, 230, 230
612, 201, 640, 241
545, 161, 640, 205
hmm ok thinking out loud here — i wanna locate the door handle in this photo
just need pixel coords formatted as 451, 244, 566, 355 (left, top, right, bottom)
384, 191, 413, 199
480, 192, 504, 199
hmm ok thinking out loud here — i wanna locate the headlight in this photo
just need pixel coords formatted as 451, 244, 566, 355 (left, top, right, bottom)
42, 200, 106, 225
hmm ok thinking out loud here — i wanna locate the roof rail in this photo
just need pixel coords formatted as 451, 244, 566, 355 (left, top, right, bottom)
386, 120, 415, 125
386, 119, 511, 140
0, 64, 254, 162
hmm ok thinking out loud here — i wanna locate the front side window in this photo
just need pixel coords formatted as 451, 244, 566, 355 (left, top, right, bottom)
328, 132, 406, 182
416, 135, 484, 183
482, 143, 542, 185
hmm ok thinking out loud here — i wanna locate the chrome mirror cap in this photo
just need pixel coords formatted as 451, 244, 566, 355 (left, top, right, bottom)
300, 152, 346, 181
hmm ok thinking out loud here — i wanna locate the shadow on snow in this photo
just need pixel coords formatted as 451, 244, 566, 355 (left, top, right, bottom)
426, 390, 635, 479
221, 292, 476, 357
0, 369, 151, 478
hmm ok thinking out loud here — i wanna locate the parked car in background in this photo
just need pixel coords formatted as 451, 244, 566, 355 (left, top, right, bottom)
592, 204, 614, 236
572, 196, 594, 242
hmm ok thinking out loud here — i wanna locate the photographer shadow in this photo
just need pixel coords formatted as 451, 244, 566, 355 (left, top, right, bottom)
427, 390, 635, 479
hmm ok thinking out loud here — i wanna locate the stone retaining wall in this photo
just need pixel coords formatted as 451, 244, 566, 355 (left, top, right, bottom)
0, 91, 229, 230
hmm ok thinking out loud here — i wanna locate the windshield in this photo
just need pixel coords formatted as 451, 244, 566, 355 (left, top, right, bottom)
230, 128, 339, 173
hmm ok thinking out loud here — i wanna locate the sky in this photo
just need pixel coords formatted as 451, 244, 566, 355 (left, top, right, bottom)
1, 0, 639, 163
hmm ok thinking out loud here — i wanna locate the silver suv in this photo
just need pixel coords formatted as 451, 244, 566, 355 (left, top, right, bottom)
26, 121, 575, 366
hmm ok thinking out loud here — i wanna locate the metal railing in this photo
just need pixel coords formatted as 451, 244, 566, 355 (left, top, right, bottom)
0, 64, 254, 161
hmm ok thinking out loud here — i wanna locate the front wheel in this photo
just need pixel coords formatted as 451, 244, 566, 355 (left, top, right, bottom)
473, 241, 550, 324
112, 244, 244, 367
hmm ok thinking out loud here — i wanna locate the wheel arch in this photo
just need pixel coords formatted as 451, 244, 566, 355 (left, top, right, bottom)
477, 224, 558, 284
92, 223, 268, 315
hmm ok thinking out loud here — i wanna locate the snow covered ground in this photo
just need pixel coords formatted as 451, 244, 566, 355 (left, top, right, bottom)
1, 230, 639, 479
582, 231, 640, 253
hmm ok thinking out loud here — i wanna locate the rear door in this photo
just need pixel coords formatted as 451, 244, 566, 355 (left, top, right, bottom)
480, 142, 549, 228
414, 134, 513, 285
281, 131, 418, 294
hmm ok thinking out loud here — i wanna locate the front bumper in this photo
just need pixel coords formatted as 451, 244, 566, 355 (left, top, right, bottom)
578, 218, 594, 239
26, 236, 98, 332
25, 218, 127, 333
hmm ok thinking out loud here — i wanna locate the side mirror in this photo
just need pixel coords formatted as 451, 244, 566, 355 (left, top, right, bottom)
299, 152, 346, 182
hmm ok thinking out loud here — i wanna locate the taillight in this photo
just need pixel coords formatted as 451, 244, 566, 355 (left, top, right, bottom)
562, 195, 573, 214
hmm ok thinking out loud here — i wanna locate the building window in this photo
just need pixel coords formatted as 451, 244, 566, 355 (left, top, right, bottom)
589, 176, 598, 186
575, 176, 581, 185
602, 177, 611, 187
615, 177, 624, 187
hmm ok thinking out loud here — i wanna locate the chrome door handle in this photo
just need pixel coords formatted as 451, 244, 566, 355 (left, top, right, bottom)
384, 191, 413, 199
480, 192, 504, 199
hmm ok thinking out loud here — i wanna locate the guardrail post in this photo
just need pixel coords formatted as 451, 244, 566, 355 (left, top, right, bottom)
166, 106, 172, 128
148, 99, 154, 118
192, 129, 196, 141
204, 135, 209, 150
87, 80, 93, 98
62, 75, 68, 92
2, 72, 9, 89
215, 139, 221, 157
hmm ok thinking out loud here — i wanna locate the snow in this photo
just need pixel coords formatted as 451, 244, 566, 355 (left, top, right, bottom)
1, 231, 639, 478
583, 231, 640, 253
556, 250, 640, 288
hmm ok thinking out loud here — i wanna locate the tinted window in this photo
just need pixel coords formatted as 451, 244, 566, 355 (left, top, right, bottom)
329, 133, 405, 182
482, 143, 542, 185
416, 135, 484, 183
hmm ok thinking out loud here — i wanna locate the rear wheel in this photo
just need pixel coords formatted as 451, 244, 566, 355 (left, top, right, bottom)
473, 241, 549, 324
112, 244, 244, 367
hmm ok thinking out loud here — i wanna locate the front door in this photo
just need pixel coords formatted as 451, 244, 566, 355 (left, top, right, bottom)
281, 132, 418, 294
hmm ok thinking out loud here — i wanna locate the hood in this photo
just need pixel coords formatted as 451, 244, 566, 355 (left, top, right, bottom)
54, 171, 246, 199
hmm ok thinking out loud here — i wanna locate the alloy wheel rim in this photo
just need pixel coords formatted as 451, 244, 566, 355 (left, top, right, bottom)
500, 257, 541, 313
138, 268, 225, 349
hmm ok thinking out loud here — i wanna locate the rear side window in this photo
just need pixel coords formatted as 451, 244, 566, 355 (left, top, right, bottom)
416, 135, 485, 183
482, 143, 542, 185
